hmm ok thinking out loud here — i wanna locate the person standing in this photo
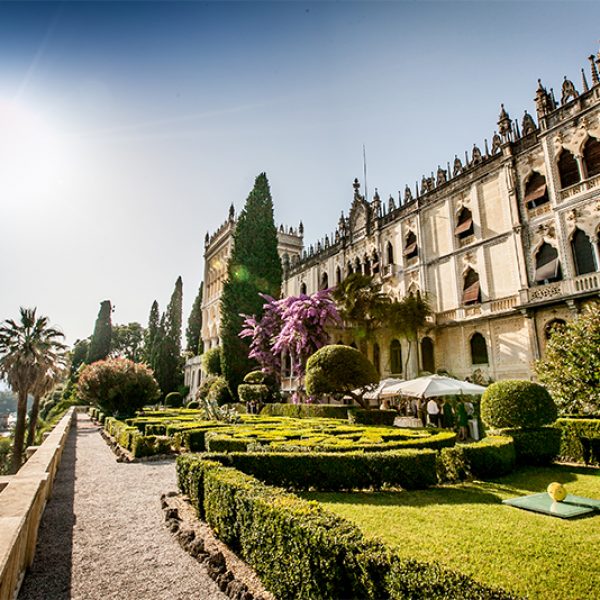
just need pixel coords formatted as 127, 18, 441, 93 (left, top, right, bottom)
441, 398, 455, 429
456, 400, 469, 441
426, 397, 440, 427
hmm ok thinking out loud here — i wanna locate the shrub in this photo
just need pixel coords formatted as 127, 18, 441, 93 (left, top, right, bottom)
556, 418, 600, 464
304, 345, 379, 409
481, 380, 557, 429
186, 400, 200, 409
243, 370, 265, 384
205, 431, 255, 452
202, 347, 222, 376
496, 426, 561, 465
204, 449, 437, 491
78, 358, 160, 417
238, 383, 269, 405
260, 403, 349, 419
197, 375, 217, 400
0, 437, 11, 475
165, 392, 183, 408
207, 376, 232, 406
348, 409, 396, 426
176, 456, 513, 600
536, 306, 600, 415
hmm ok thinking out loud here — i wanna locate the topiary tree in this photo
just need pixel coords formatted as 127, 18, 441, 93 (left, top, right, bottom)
480, 380, 557, 429
202, 347, 222, 376
243, 370, 266, 384
304, 345, 379, 409
164, 391, 183, 408
207, 376, 233, 406
78, 357, 160, 417
536, 305, 600, 415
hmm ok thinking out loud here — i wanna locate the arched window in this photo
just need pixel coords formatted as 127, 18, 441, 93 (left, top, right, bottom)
571, 228, 597, 275
470, 333, 488, 365
462, 268, 481, 305
355, 257, 362, 274
373, 343, 381, 375
300, 282, 307, 295
390, 339, 402, 374
363, 255, 371, 276
347, 262, 354, 276
524, 172, 549, 210
421, 337, 435, 373
557, 149, 580, 188
372, 250, 380, 274
404, 231, 418, 260
336, 266, 342, 285
583, 137, 600, 178
545, 319, 566, 340
320, 272, 329, 290
534, 243, 562, 283
455, 207, 474, 239
386, 241, 394, 265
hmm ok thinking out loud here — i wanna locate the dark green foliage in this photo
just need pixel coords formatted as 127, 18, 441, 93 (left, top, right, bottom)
176, 456, 514, 600
556, 418, 600, 464
187, 400, 200, 409
104, 417, 172, 458
348, 409, 396, 426
165, 392, 183, 408
208, 376, 233, 406
186, 282, 204, 355
202, 347, 222, 376
87, 300, 112, 363
305, 345, 379, 409
152, 277, 184, 396
481, 380, 557, 429
220, 173, 282, 398
111, 322, 144, 361
204, 449, 437, 491
260, 403, 350, 419
0, 438, 12, 475
496, 427, 561, 465
243, 370, 265, 384
238, 383, 269, 405
197, 375, 217, 400
143, 300, 160, 363
70, 338, 89, 377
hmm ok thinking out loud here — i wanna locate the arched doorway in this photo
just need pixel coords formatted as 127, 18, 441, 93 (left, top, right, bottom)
421, 337, 435, 373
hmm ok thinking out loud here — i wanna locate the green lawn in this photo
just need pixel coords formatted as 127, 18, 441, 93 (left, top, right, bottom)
304, 465, 600, 599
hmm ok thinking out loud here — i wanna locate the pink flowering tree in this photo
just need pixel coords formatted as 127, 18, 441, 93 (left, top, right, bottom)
240, 290, 341, 386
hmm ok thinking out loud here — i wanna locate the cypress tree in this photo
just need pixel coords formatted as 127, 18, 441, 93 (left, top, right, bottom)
144, 300, 160, 363
186, 282, 204, 355
220, 173, 282, 397
153, 276, 184, 396
87, 300, 112, 363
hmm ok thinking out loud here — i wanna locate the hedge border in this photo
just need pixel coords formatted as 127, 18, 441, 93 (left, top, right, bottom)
556, 418, 600, 465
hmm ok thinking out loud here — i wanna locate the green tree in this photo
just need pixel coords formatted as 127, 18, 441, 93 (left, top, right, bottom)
220, 173, 282, 397
111, 322, 145, 362
69, 338, 89, 378
143, 300, 160, 363
536, 305, 600, 415
202, 346, 222, 376
87, 300, 112, 363
186, 282, 204, 355
0, 308, 66, 472
153, 276, 184, 397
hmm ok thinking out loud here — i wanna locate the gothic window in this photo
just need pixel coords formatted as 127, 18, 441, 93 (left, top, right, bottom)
300, 282, 307, 295
534, 243, 562, 283
557, 149, 580, 188
372, 250, 380, 274
455, 207, 474, 239
363, 255, 371, 276
544, 319, 566, 340
470, 333, 488, 365
421, 337, 435, 373
336, 266, 342, 285
386, 241, 394, 265
524, 172, 549, 210
355, 257, 362, 274
347, 262, 354, 276
282, 352, 293, 378
373, 343, 381, 375
320, 271, 329, 290
390, 339, 402, 374
462, 268, 481, 305
571, 228, 597, 275
583, 137, 600, 178
403, 231, 418, 260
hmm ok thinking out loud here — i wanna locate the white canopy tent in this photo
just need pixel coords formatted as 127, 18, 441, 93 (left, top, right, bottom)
362, 378, 405, 401
384, 374, 487, 399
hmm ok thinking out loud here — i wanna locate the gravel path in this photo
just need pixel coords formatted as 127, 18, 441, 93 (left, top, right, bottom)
19, 413, 226, 600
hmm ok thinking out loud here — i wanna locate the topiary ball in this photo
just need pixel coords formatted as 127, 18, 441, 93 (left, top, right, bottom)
547, 482, 567, 502
480, 380, 557, 429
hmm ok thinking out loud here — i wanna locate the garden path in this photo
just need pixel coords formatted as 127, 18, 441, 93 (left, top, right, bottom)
19, 412, 226, 600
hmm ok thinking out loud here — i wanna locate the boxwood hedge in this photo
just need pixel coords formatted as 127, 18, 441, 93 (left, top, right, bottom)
260, 403, 350, 419
495, 427, 561, 465
348, 409, 397, 426
556, 418, 600, 464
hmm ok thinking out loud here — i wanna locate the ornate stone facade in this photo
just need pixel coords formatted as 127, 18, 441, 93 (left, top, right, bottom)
283, 46, 600, 382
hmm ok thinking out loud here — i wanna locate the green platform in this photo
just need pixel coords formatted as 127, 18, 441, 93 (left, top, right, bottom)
503, 493, 600, 519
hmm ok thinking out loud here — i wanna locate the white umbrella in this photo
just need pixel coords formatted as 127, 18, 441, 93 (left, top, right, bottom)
384, 374, 486, 399
361, 378, 405, 400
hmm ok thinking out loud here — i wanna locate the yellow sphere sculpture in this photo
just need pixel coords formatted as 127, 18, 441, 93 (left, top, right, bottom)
547, 482, 567, 502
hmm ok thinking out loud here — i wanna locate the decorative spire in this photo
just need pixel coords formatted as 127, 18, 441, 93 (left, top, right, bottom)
522, 110, 536, 136
498, 104, 512, 142
352, 178, 360, 196
204, 232, 210, 246
590, 54, 600, 85
299, 221, 304, 235
582, 68, 590, 93
534, 79, 551, 120
561, 76, 579, 105
228, 203, 235, 221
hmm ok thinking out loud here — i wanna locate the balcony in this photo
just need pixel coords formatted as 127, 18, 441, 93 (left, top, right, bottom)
435, 295, 519, 325
559, 173, 600, 202
519, 272, 600, 305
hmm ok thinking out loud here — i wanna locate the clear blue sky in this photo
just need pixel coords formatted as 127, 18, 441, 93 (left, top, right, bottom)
1, 1, 599, 345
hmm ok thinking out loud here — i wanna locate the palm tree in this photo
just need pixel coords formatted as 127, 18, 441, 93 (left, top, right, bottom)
0, 308, 66, 472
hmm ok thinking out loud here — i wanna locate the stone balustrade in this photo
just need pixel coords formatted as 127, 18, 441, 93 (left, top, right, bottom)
521, 273, 600, 305
0, 407, 76, 600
